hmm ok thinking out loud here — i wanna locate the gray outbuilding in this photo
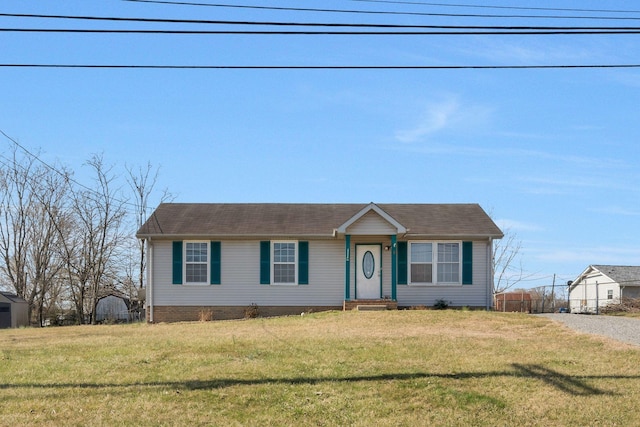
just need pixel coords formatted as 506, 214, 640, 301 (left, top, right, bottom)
0, 291, 29, 328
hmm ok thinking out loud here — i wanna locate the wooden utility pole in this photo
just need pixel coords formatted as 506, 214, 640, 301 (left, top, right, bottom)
551, 274, 556, 312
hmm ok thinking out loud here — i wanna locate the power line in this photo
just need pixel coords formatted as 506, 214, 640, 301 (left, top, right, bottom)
2, 64, 639, 69
348, 0, 640, 14
4, 13, 640, 31
0, 129, 141, 214
121, 0, 640, 21
4, 28, 640, 35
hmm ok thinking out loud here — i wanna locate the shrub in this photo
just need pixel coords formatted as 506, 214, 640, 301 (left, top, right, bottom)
433, 299, 450, 310
244, 303, 260, 319
198, 309, 214, 322
601, 298, 640, 314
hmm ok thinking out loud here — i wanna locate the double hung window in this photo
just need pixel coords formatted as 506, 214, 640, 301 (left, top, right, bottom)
273, 242, 296, 284
409, 242, 461, 285
185, 242, 208, 284
410, 243, 433, 283
437, 243, 460, 283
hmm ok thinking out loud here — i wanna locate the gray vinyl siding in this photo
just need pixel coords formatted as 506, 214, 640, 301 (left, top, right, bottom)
346, 211, 397, 235
151, 239, 344, 306
150, 238, 492, 308
396, 241, 489, 307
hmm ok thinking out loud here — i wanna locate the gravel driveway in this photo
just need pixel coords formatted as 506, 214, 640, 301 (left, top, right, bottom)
538, 313, 640, 347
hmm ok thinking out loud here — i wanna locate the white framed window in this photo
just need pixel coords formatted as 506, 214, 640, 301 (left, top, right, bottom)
272, 241, 297, 285
437, 243, 460, 283
410, 242, 433, 283
409, 241, 461, 285
185, 241, 208, 284
607, 289, 613, 300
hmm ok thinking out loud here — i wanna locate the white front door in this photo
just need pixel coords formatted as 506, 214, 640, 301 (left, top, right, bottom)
356, 245, 381, 299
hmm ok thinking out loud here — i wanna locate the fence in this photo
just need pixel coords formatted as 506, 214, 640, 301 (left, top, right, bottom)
494, 292, 568, 314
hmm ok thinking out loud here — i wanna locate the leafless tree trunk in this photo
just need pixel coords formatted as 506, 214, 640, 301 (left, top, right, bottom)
126, 162, 173, 291
28, 167, 72, 326
71, 154, 127, 324
1, 131, 172, 324
492, 227, 525, 294
0, 146, 39, 322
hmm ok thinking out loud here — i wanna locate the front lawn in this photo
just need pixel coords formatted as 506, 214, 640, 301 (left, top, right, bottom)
1, 310, 639, 426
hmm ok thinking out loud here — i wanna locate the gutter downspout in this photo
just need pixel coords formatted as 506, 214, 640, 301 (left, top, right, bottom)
148, 238, 154, 323
344, 235, 351, 301
487, 238, 493, 310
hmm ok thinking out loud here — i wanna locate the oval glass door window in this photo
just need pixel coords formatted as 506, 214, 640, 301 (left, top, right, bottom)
362, 251, 375, 279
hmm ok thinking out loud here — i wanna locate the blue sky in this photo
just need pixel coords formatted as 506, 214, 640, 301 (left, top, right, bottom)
1, 1, 639, 290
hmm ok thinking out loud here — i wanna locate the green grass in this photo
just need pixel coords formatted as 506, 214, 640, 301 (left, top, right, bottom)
2, 310, 640, 426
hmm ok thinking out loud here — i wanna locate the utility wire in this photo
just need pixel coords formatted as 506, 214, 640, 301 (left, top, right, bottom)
5, 13, 640, 30
0, 129, 141, 213
348, 0, 640, 14
2, 64, 639, 69
121, 0, 640, 21
4, 28, 640, 35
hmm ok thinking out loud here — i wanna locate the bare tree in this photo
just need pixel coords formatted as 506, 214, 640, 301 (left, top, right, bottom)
0, 146, 72, 325
0, 147, 39, 321
28, 164, 74, 326
69, 155, 127, 324
126, 162, 173, 291
1, 131, 173, 324
492, 225, 532, 294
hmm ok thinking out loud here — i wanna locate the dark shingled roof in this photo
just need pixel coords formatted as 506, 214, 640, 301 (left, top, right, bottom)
592, 265, 640, 286
136, 203, 503, 239
0, 292, 28, 303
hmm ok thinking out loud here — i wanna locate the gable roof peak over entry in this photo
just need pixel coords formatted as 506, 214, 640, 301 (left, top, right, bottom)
336, 202, 406, 235
136, 202, 504, 239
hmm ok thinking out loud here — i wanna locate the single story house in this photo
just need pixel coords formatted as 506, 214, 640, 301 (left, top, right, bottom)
0, 291, 29, 328
136, 203, 503, 322
569, 265, 640, 313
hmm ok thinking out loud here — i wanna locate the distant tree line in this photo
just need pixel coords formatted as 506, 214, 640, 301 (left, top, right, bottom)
0, 143, 170, 325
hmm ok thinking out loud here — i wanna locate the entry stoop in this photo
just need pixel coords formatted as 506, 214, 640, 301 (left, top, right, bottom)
343, 299, 398, 311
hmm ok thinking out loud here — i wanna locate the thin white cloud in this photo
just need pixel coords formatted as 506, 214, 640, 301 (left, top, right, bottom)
494, 218, 544, 232
534, 246, 640, 265
589, 206, 640, 217
462, 39, 603, 65
612, 71, 640, 88
517, 175, 638, 194
394, 97, 460, 143
394, 96, 493, 143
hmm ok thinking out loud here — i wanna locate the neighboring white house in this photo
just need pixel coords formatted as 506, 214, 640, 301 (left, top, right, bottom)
136, 203, 503, 322
569, 265, 640, 314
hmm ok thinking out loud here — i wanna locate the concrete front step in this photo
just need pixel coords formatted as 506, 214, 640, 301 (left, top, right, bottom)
343, 300, 398, 311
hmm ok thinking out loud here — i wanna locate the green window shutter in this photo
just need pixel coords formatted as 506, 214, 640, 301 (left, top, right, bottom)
397, 241, 408, 285
210, 241, 221, 285
462, 241, 473, 285
260, 241, 270, 285
172, 241, 183, 285
298, 241, 309, 285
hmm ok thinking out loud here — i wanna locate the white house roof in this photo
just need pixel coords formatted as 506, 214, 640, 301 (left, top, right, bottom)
137, 203, 503, 239
572, 265, 640, 288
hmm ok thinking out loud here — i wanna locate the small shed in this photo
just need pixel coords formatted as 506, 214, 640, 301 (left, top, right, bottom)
0, 292, 29, 328
96, 294, 130, 323
494, 292, 532, 313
